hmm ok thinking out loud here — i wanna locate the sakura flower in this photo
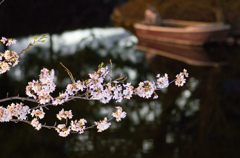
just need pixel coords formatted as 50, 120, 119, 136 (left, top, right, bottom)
75, 80, 86, 92
71, 119, 87, 134
112, 84, 123, 103
52, 98, 64, 106
94, 117, 111, 132
66, 84, 75, 96
56, 109, 73, 120
0, 107, 12, 122
39, 68, 55, 84
59, 92, 69, 102
55, 124, 71, 137
26, 68, 56, 104
10, 51, 19, 67
156, 73, 169, 89
0, 37, 7, 44
153, 94, 158, 99
175, 74, 186, 87
6, 39, 17, 46
26, 83, 37, 99
52, 92, 69, 106
31, 107, 45, 119
31, 118, 42, 130
65, 110, 73, 119
134, 81, 155, 99
99, 88, 112, 104
175, 69, 188, 87
123, 83, 134, 99
7, 102, 30, 120
87, 72, 104, 91
38, 92, 52, 104
41, 83, 56, 94
183, 69, 188, 77
112, 106, 127, 122
0, 61, 10, 73
99, 66, 109, 78
4, 50, 11, 60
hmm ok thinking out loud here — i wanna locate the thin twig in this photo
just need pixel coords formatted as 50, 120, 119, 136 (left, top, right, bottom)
0, 96, 37, 103
18, 34, 46, 56
60, 62, 75, 84
0, 0, 5, 5
109, 59, 113, 83
10, 119, 57, 129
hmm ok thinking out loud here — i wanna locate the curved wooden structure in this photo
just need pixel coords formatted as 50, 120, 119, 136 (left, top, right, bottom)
134, 19, 230, 46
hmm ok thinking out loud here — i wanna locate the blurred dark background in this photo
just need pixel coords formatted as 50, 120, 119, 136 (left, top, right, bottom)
0, 0, 240, 158
1, 0, 240, 38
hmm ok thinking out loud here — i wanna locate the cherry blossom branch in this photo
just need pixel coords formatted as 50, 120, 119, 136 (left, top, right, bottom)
10, 119, 57, 129
18, 34, 47, 55
0, 36, 189, 137
0, 35, 46, 75
0, 95, 37, 103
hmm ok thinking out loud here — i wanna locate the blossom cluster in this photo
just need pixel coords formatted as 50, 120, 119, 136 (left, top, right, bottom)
0, 35, 47, 75
26, 65, 188, 107
0, 101, 127, 137
26, 68, 56, 104
0, 102, 30, 122
0, 37, 17, 46
175, 69, 189, 87
53, 106, 127, 137
0, 37, 18, 74
0, 61, 188, 137
53, 107, 126, 137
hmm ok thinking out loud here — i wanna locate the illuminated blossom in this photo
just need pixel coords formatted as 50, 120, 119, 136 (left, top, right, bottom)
31, 118, 42, 130
26, 68, 56, 104
75, 80, 86, 92
98, 83, 112, 104
39, 68, 55, 84
153, 93, 158, 99
175, 69, 188, 87
134, 81, 155, 99
55, 124, 71, 137
156, 73, 169, 89
0, 37, 7, 44
0, 61, 10, 74
94, 117, 111, 132
4, 50, 11, 60
71, 119, 87, 134
7, 102, 30, 120
6, 39, 17, 46
123, 83, 134, 99
56, 109, 73, 120
0, 107, 12, 122
100, 66, 109, 78
112, 83, 123, 103
112, 106, 126, 122
31, 107, 45, 119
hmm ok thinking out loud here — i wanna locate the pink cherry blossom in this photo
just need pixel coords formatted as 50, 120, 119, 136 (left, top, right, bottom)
31, 118, 42, 130
94, 117, 111, 132
112, 106, 127, 122
31, 107, 45, 119
55, 124, 71, 137
71, 119, 87, 134
56, 108, 73, 120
